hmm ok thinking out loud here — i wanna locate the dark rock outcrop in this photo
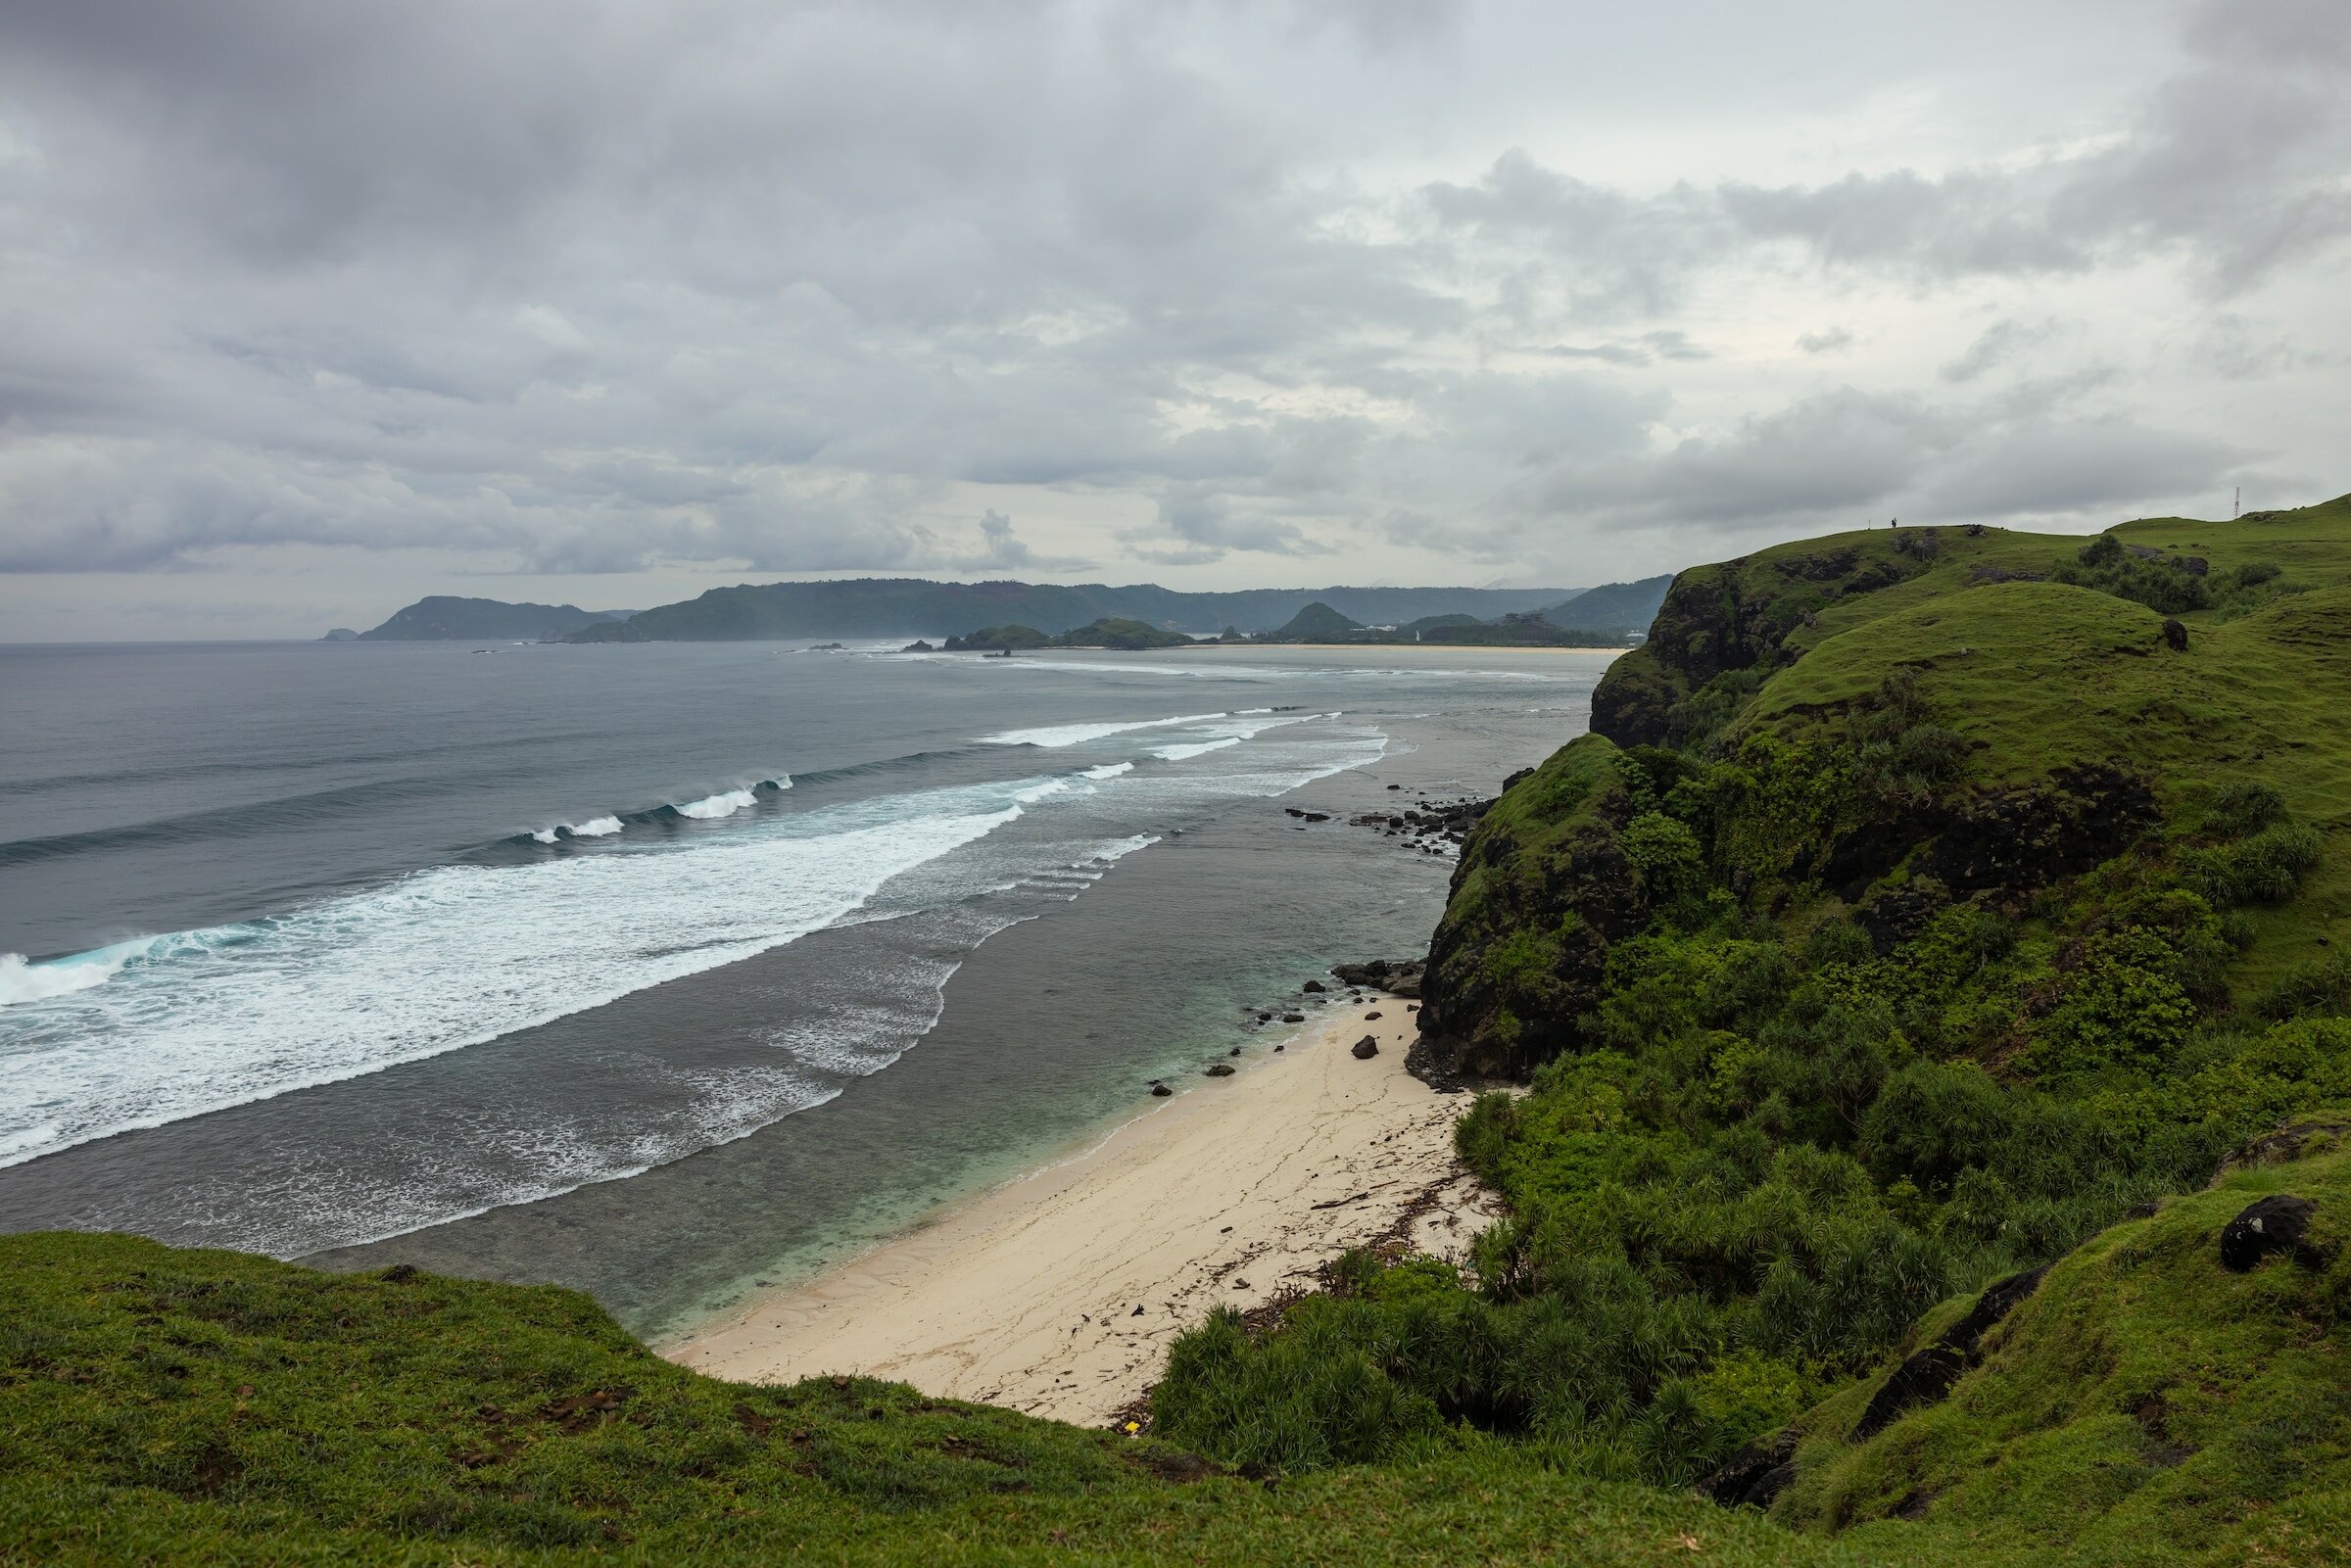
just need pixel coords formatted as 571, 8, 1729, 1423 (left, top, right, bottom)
1698, 1428, 1800, 1509
1852, 1265, 2048, 1442
1921, 764, 2159, 895
1331, 959, 1425, 995
2220, 1195, 2323, 1271
1203, 1064, 1237, 1078
1351, 1037, 1378, 1060
2162, 618, 2188, 651
2213, 1119, 2351, 1183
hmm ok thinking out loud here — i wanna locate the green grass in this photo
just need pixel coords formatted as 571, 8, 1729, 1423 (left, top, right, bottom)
0, 1232, 1865, 1567
1791, 1136, 2351, 1565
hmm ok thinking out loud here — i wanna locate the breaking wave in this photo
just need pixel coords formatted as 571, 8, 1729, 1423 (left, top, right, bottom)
675, 788, 758, 820
981, 714, 1224, 747
1152, 737, 1241, 761
0, 779, 1038, 1171
529, 816, 624, 844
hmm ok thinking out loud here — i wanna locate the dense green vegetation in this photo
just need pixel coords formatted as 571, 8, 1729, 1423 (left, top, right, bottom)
1151, 496, 2351, 1560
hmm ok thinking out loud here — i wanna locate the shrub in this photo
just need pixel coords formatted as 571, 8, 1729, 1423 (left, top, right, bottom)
1804, 918, 1875, 968
2183, 820, 2322, 906
1455, 1091, 1520, 1179
1622, 812, 1706, 909
1860, 1061, 2013, 1190
2030, 927, 2200, 1074
1934, 1165, 2015, 1250
2260, 952, 2351, 1020
2209, 780, 2284, 836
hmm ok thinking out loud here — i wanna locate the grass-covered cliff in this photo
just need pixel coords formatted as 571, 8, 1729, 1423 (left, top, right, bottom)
1147, 495, 2351, 1560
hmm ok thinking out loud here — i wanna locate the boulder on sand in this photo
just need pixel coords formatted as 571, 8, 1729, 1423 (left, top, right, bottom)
1352, 1036, 1378, 1060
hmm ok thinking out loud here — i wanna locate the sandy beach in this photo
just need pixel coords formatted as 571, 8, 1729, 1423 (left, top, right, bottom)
663, 994, 1500, 1425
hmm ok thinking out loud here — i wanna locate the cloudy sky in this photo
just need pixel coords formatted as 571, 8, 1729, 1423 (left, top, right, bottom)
1, 0, 2343, 638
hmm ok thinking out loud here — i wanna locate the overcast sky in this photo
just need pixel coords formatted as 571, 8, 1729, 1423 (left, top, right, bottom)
1, 0, 2344, 638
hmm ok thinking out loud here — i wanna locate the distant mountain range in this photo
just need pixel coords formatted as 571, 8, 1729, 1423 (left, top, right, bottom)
346, 575, 1673, 644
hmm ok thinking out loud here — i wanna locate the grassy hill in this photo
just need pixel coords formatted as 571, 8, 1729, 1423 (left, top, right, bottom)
358, 596, 634, 641
0, 1232, 1843, 1566
1545, 575, 1676, 637
1147, 494, 2351, 1560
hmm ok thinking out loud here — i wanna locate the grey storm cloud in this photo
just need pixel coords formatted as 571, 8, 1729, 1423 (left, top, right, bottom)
0, 0, 2342, 619
1502, 382, 2253, 553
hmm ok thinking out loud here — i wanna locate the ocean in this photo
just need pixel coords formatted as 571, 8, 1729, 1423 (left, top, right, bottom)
0, 638, 1606, 1337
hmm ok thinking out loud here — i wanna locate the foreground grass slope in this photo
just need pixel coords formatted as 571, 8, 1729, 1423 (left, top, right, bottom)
1793, 1132, 2351, 1563
0, 1232, 1850, 1567
1151, 495, 2351, 1561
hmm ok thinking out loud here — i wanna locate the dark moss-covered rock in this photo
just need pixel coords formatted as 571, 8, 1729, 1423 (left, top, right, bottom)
1920, 764, 2158, 894
1698, 1428, 1800, 1509
1850, 1265, 2048, 1442
2218, 1194, 2322, 1271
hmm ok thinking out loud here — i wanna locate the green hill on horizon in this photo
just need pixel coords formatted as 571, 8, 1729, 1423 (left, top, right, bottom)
356, 595, 635, 641
1265, 600, 1365, 641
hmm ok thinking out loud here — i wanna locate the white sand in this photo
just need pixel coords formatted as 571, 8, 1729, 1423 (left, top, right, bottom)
663, 996, 1499, 1425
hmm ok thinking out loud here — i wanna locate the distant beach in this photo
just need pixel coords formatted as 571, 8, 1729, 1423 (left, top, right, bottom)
663, 992, 1497, 1424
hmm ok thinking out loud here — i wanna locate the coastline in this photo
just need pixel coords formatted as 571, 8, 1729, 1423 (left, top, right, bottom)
661, 994, 1498, 1425
1176, 642, 1628, 654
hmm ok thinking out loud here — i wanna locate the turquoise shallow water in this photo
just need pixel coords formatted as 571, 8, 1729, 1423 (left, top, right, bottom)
0, 640, 1602, 1334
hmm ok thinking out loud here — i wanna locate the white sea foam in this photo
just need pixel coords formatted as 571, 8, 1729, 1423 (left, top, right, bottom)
529, 815, 626, 844
0, 703, 1397, 1258
1152, 736, 1242, 761
675, 787, 759, 820
0, 781, 1036, 1170
0, 948, 134, 1008
981, 713, 1224, 747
